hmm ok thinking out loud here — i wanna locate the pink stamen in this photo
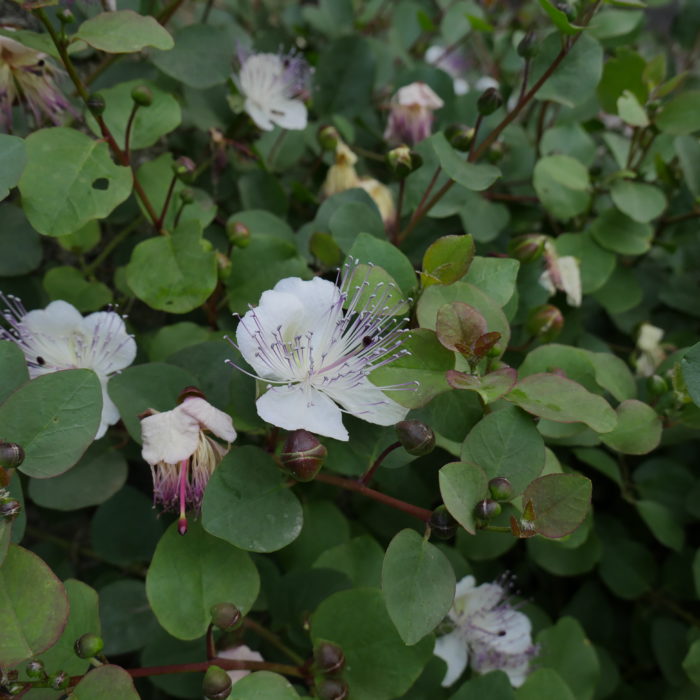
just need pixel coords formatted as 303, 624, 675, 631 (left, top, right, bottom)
177, 459, 189, 535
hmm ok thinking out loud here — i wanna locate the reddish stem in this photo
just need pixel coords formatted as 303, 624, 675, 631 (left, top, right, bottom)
358, 441, 401, 485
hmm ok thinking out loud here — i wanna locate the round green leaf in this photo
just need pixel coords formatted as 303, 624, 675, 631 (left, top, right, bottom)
554, 232, 615, 292
533, 155, 591, 220
463, 257, 520, 308
0, 340, 29, 404
382, 529, 455, 645
439, 461, 489, 535
599, 535, 656, 599
432, 133, 501, 192
347, 233, 417, 296
71, 665, 140, 699
635, 500, 684, 552
229, 671, 301, 699
505, 373, 617, 433
0, 369, 102, 478
0, 545, 69, 667
518, 668, 576, 700
610, 180, 667, 223
76, 10, 174, 53
0, 205, 42, 277
655, 91, 700, 135
314, 535, 385, 588
0, 134, 27, 200
599, 399, 662, 455
146, 520, 260, 640
681, 341, 700, 407
201, 446, 303, 553
311, 588, 434, 700
329, 201, 385, 251
18, 128, 132, 237
460, 405, 546, 495
682, 640, 700, 687
43, 266, 113, 312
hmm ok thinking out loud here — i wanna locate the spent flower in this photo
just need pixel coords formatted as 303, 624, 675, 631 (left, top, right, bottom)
539, 241, 582, 307
227, 263, 412, 441
434, 574, 538, 687
0, 296, 136, 439
384, 81, 444, 146
216, 645, 264, 686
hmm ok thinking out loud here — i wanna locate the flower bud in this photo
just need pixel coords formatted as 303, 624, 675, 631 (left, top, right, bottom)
25, 660, 46, 680
0, 442, 24, 468
0, 499, 21, 521
318, 125, 340, 151
508, 234, 546, 263
477, 87, 503, 116
210, 602, 242, 631
202, 665, 232, 700
87, 93, 106, 116
280, 430, 327, 482
517, 31, 538, 59
526, 304, 564, 342
647, 374, 668, 396
74, 633, 104, 659
49, 672, 69, 691
474, 499, 502, 521
314, 641, 345, 675
444, 123, 475, 152
429, 505, 458, 540
179, 188, 195, 204
216, 251, 232, 280
488, 477, 514, 502
173, 156, 196, 183
131, 85, 153, 107
386, 145, 422, 178
6, 683, 23, 696
316, 678, 349, 700
226, 219, 251, 248
395, 420, 435, 456
57, 8, 75, 23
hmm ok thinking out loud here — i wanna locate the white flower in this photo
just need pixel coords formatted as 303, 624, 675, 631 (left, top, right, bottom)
434, 575, 538, 688
0, 296, 136, 439
233, 51, 310, 131
635, 322, 666, 377
216, 644, 264, 686
140, 390, 236, 534
539, 242, 582, 307
227, 264, 412, 441
384, 82, 444, 146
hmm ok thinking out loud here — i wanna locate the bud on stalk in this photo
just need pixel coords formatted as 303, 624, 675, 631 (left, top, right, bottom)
280, 430, 327, 482
0, 441, 24, 468
508, 234, 547, 263
316, 678, 350, 700
477, 87, 503, 116
395, 420, 435, 456
488, 477, 514, 502
386, 145, 422, 178
526, 304, 564, 342
444, 124, 474, 152
210, 602, 242, 631
131, 85, 153, 107
314, 641, 345, 675
429, 505, 458, 540
202, 665, 232, 700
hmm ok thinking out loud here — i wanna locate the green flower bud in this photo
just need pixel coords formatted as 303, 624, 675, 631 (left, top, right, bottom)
488, 477, 514, 502
0, 441, 24, 468
74, 633, 104, 659
317, 125, 340, 152
508, 234, 546, 263
49, 672, 69, 691
474, 499, 502, 521
429, 505, 458, 540
0, 499, 21, 521
6, 683, 24, 696
280, 430, 327, 482
395, 420, 435, 456
131, 85, 153, 107
477, 87, 503, 116
210, 602, 242, 631
173, 156, 197, 183
314, 641, 345, 675
647, 374, 668, 396
386, 145, 423, 178
25, 660, 46, 680
57, 8, 75, 23
87, 94, 106, 116
444, 123, 474, 152
216, 251, 232, 280
226, 219, 251, 248
526, 304, 564, 342
202, 665, 232, 700
517, 31, 538, 59
316, 678, 349, 700
179, 188, 195, 204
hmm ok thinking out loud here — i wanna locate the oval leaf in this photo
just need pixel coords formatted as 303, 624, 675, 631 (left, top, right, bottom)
71, 665, 140, 699
438, 461, 489, 535
229, 671, 300, 699
523, 473, 592, 538
599, 399, 662, 455
76, 10, 174, 53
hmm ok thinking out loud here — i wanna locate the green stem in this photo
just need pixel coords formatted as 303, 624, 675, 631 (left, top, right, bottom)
243, 618, 305, 665
84, 217, 143, 276
123, 102, 140, 160
267, 130, 287, 170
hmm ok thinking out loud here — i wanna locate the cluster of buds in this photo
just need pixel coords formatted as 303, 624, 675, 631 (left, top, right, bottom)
475, 477, 515, 529
313, 642, 348, 699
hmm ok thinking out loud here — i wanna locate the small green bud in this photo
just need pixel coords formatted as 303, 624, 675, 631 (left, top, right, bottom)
488, 477, 514, 502
210, 602, 242, 631
474, 499, 502, 521
74, 633, 104, 659
316, 678, 349, 700
395, 420, 435, 456
517, 31, 538, 59
216, 251, 232, 280
647, 374, 668, 396
173, 156, 196, 183
25, 660, 46, 680
444, 123, 474, 152
87, 93, 106, 116
477, 87, 503, 116
57, 8, 75, 23
226, 219, 251, 248
429, 505, 458, 540
131, 85, 153, 107
508, 234, 547, 263
314, 641, 345, 675
179, 188, 195, 204
280, 430, 328, 482
0, 499, 21, 521
317, 125, 340, 152
526, 304, 564, 341
6, 683, 24, 696
386, 145, 422, 178
0, 441, 24, 468
202, 665, 232, 700
49, 672, 69, 691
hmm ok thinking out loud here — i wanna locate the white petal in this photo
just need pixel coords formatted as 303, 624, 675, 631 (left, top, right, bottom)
322, 377, 409, 427
244, 97, 275, 131
97, 375, 120, 439
471, 609, 533, 655
434, 632, 468, 687
140, 407, 201, 465
81, 311, 137, 375
268, 97, 307, 130
462, 582, 504, 617
454, 575, 477, 600
22, 300, 83, 338
180, 397, 236, 442
256, 384, 349, 441
217, 644, 264, 686
557, 256, 582, 307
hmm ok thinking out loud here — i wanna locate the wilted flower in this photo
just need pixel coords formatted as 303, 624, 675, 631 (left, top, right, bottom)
233, 49, 310, 131
434, 575, 538, 687
227, 263, 412, 441
635, 322, 666, 377
425, 45, 469, 95
357, 177, 396, 228
140, 389, 236, 534
216, 645, 264, 686
384, 82, 444, 146
0, 296, 136, 439
0, 33, 71, 129
539, 241, 582, 307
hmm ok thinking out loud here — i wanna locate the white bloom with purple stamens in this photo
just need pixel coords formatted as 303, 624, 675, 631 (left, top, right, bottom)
227, 264, 412, 441
233, 50, 310, 131
0, 296, 136, 439
384, 82, 444, 146
434, 575, 538, 687
140, 391, 236, 534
